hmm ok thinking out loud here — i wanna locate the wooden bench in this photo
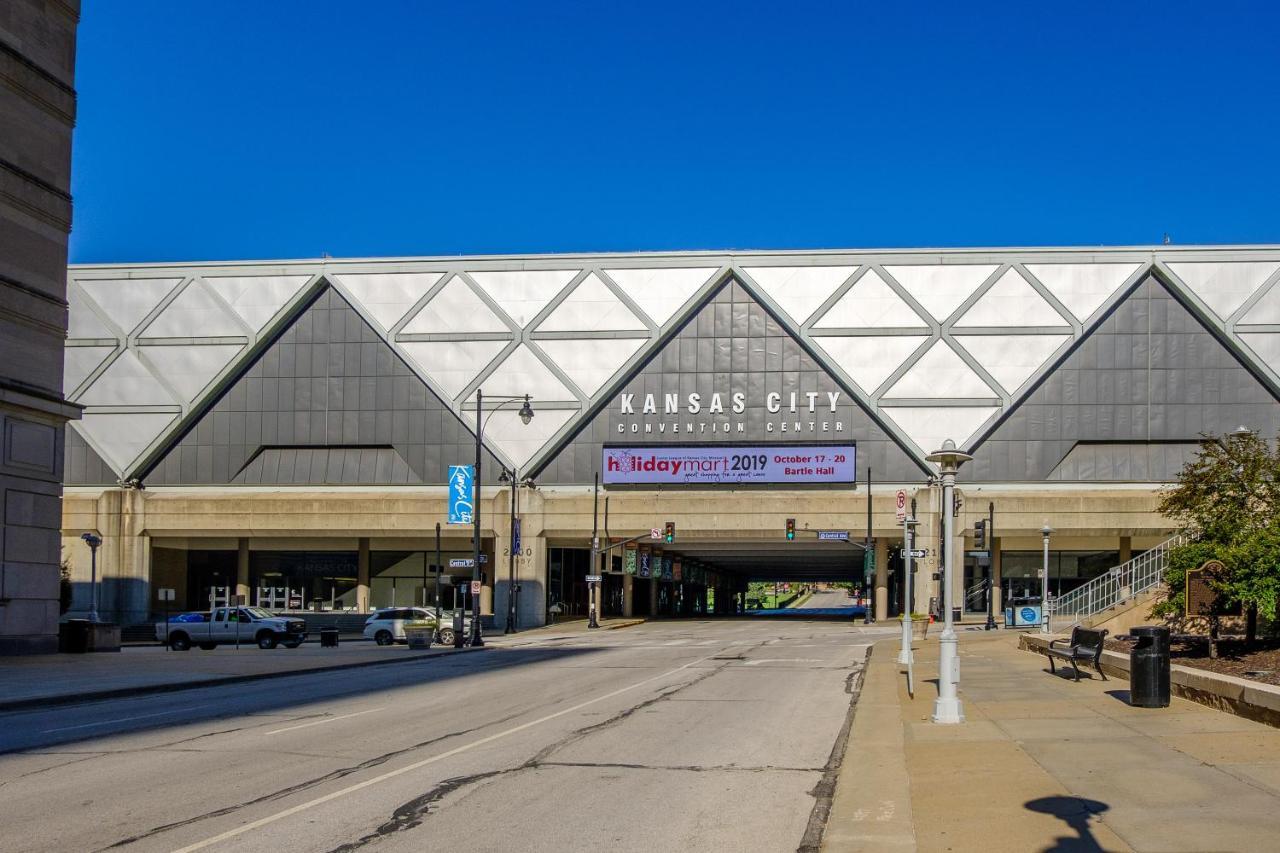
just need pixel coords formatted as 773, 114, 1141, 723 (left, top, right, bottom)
1045, 627, 1109, 681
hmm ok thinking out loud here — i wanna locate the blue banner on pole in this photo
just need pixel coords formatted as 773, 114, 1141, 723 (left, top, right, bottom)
448, 465, 474, 524
513, 517, 522, 553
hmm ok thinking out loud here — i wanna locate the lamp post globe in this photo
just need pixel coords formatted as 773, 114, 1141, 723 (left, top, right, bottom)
924, 439, 973, 725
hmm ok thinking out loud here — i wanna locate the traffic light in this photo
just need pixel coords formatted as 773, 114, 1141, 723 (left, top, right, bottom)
786, 518, 796, 541
974, 519, 987, 549
664, 521, 676, 544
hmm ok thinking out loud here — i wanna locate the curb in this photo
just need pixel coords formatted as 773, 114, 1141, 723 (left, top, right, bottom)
0, 645, 485, 714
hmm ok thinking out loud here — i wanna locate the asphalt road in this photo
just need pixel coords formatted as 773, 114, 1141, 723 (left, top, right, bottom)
0, 618, 893, 853
753, 588, 867, 617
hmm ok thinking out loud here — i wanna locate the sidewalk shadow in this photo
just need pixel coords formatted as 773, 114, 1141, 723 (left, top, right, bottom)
1104, 689, 1131, 705
1024, 796, 1111, 852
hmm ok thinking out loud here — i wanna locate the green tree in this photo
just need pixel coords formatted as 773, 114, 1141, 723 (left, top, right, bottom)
1158, 430, 1280, 645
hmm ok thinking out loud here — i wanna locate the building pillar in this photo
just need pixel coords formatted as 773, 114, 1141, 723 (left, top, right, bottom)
356, 537, 370, 613
523, 535, 547, 628
649, 577, 659, 616
1119, 535, 1132, 564
236, 538, 250, 604
874, 536, 889, 620
622, 574, 634, 617
480, 539, 494, 617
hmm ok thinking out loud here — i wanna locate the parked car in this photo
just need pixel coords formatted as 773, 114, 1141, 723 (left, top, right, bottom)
363, 607, 467, 645
155, 606, 307, 650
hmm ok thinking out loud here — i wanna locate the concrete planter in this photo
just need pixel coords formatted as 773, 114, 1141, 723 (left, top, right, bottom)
909, 617, 929, 641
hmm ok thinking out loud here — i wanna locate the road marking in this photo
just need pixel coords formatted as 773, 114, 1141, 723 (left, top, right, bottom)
41, 709, 182, 733
742, 658, 826, 666
171, 652, 717, 852
263, 707, 385, 735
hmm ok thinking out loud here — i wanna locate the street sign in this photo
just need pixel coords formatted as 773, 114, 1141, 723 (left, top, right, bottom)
470, 580, 481, 594
650, 528, 662, 539
818, 530, 849, 541
512, 518, 522, 553
966, 550, 990, 558
907, 549, 927, 558
449, 556, 489, 569
895, 489, 907, 522
585, 574, 602, 583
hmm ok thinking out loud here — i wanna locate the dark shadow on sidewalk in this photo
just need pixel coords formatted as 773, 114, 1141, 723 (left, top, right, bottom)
1025, 796, 1111, 852
1104, 689, 1132, 705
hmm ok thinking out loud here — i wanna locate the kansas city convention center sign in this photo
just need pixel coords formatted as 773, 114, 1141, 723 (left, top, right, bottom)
615, 390, 851, 437
603, 445, 855, 485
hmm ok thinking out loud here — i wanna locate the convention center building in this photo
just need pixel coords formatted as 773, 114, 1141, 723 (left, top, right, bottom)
56, 246, 1280, 631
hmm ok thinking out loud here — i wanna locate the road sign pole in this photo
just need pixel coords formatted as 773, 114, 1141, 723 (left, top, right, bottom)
589, 473, 600, 629
898, 512, 914, 665
984, 502, 997, 631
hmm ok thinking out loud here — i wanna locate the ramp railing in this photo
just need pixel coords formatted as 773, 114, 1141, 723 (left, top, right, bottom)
1048, 533, 1186, 624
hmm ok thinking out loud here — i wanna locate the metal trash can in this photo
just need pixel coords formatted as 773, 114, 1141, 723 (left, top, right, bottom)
1129, 626, 1170, 708
319, 627, 339, 648
405, 626, 433, 650
59, 619, 91, 653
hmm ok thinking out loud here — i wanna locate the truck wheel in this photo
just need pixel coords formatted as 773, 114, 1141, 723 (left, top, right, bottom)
256, 632, 278, 650
438, 628, 455, 646
375, 630, 394, 646
198, 642, 217, 651
169, 632, 191, 651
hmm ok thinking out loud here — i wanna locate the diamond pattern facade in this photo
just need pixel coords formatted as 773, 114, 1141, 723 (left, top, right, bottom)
65, 249, 1280, 481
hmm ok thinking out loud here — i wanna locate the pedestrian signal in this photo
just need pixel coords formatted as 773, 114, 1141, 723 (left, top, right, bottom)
786, 518, 796, 541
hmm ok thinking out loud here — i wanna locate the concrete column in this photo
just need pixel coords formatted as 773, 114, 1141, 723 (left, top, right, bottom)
622, 574, 634, 617
523, 534, 548, 628
92, 489, 150, 624
874, 536, 889, 620
649, 577, 658, 616
236, 538, 250, 604
480, 541, 494, 617
1119, 535, 1132, 564
356, 537, 370, 613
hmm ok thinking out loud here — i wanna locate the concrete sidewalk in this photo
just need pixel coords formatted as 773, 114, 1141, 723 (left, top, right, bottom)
0, 617, 645, 711
825, 629, 1280, 852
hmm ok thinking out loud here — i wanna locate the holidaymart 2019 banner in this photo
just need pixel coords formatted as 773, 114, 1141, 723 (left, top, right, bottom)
603, 445, 855, 486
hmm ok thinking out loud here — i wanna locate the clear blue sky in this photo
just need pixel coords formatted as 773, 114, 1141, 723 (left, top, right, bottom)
70, 2, 1280, 263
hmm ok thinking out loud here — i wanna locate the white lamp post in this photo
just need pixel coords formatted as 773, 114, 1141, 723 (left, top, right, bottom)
1041, 524, 1052, 634
926, 439, 972, 725
897, 514, 918, 665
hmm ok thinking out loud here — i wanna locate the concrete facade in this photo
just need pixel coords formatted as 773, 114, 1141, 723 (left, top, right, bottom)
1, 1, 79, 653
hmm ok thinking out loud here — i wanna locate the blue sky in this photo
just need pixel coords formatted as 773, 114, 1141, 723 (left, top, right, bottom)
70, 2, 1280, 262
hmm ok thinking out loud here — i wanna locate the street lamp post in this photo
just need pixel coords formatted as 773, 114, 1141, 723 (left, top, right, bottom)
897, 513, 918, 665
927, 439, 973, 725
501, 467, 532, 634
864, 466, 873, 625
81, 532, 102, 623
471, 389, 534, 648
1041, 524, 1052, 634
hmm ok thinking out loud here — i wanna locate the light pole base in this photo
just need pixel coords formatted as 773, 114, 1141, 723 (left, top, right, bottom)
931, 696, 965, 724
897, 648, 913, 665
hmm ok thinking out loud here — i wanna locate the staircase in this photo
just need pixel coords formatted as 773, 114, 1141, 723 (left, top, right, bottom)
1048, 533, 1185, 626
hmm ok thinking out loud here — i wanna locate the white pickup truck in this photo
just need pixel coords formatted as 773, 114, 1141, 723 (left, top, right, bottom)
155, 606, 308, 650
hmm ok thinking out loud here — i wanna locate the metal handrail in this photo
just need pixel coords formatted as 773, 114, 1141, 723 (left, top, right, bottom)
1048, 533, 1186, 622
963, 580, 987, 610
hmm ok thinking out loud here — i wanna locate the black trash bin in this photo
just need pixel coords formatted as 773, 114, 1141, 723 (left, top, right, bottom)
1129, 626, 1170, 708
452, 610, 465, 647
320, 627, 339, 648
59, 619, 91, 653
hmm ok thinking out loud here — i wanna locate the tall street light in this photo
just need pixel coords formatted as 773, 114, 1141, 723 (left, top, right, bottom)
471, 390, 534, 648
500, 467, 535, 634
926, 439, 973, 725
81, 532, 102, 623
1041, 524, 1053, 634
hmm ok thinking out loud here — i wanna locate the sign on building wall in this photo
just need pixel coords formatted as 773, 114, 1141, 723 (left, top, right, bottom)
448, 465, 474, 524
624, 544, 637, 575
603, 445, 855, 485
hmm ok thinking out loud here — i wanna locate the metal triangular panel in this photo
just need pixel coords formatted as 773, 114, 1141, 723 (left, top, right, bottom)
740, 265, 857, 325
138, 343, 245, 403
75, 412, 178, 476
483, 407, 578, 470
810, 335, 930, 394
879, 406, 1000, 457
141, 280, 246, 338
401, 275, 510, 334
202, 274, 313, 332
951, 334, 1072, 394
883, 340, 996, 399
537, 273, 646, 332
882, 264, 999, 322
467, 344, 577, 404
536, 337, 648, 396
67, 287, 116, 339
954, 268, 1070, 328
602, 267, 719, 326
76, 349, 178, 406
78, 277, 183, 335
1023, 263, 1141, 323
1167, 261, 1280, 320
64, 345, 117, 397
1239, 332, 1280, 376
812, 269, 927, 329
468, 269, 578, 327
399, 339, 509, 400
332, 272, 444, 331
1240, 283, 1280, 324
